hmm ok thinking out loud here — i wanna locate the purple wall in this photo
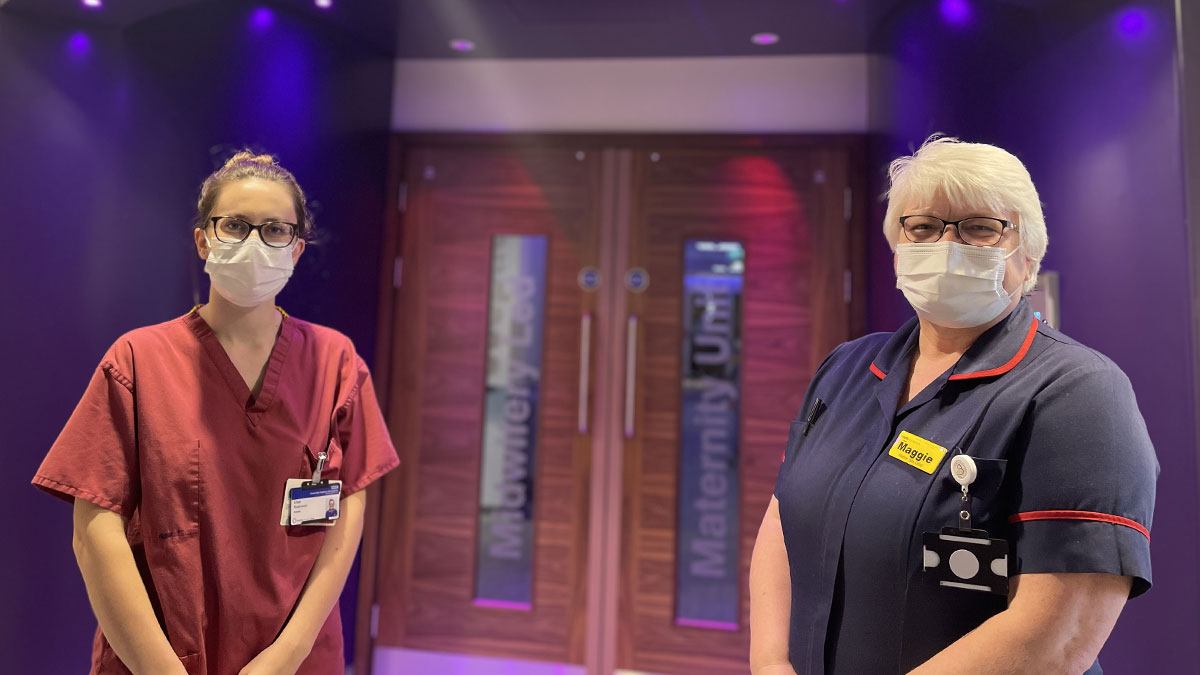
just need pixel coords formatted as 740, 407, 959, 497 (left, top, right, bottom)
869, 1, 1199, 670
0, 6, 392, 671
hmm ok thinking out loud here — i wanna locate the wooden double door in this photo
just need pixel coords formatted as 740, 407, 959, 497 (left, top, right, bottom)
360, 136, 864, 674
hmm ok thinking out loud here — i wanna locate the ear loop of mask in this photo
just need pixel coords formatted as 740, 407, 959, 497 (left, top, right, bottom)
999, 226, 1026, 298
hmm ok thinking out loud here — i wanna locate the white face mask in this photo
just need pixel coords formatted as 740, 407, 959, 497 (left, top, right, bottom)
203, 234, 295, 308
895, 241, 1020, 328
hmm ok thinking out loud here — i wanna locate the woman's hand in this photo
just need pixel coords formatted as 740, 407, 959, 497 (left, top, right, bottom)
72, 500, 186, 674
238, 639, 310, 675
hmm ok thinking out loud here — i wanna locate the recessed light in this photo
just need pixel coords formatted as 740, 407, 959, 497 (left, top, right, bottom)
82, 0, 102, 7
939, 0, 972, 26
449, 38, 476, 53
67, 31, 92, 59
751, 32, 780, 46
1115, 7, 1151, 41
315, 0, 332, 8
249, 7, 274, 31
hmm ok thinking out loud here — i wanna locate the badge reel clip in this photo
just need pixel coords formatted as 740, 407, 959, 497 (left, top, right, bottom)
281, 447, 342, 527
921, 453, 1009, 595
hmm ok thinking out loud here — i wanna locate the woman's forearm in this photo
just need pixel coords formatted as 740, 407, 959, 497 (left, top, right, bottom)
909, 606, 1057, 674
72, 500, 184, 675
275, 489, 367, 656
910, 573, 1131, 675
749, 497, 794, 673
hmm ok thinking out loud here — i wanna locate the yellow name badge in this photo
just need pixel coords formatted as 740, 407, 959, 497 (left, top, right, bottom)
888, 431, 948, 475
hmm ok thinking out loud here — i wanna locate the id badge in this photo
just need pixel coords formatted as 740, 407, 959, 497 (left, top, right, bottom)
279, 479, 342, 527
921, 527, 1008, 595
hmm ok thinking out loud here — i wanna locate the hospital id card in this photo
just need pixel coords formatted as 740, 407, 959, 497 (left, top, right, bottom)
279, 479, 342, 527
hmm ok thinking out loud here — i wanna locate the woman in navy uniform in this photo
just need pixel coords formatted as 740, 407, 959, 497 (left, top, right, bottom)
749, 136, 1157, 674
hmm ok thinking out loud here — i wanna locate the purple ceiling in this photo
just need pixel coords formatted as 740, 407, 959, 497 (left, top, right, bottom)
7, 0, 1077, 59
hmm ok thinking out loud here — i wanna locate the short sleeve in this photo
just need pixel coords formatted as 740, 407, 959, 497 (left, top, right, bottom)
1009, 362, 1158, 596
333, 355, 400, 496
32, 345, 139, 518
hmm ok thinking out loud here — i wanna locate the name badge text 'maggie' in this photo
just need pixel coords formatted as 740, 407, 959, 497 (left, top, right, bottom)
888, 431, 948, 475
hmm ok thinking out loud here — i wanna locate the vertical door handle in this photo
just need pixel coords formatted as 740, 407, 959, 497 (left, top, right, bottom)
578, 312, 592, 434
624, 315, 638, 439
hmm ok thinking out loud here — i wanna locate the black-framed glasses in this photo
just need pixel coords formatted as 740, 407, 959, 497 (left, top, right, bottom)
899, 215, 1015, 247
206, 216, 298, 248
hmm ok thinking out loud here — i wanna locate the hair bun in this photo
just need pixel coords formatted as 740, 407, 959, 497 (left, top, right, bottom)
223, 150, 277, 169
194, 148, 314, 239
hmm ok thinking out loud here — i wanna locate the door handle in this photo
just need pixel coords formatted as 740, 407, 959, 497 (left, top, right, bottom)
578, 312, 592, 434
624, 314, 638, 440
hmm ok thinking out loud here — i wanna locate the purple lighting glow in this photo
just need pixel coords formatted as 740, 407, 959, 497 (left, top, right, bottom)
82, 0, 102, 8
315, 0, 333, 8
449, 38, 476, 52
66, 32, 91, 60
750, 32, 780, 46
249, 7, 274, 31
1114, 7, 1152, 41
939, 0, 972, 26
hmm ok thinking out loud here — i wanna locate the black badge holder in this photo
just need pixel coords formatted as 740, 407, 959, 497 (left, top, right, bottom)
921, 453, 1009, 595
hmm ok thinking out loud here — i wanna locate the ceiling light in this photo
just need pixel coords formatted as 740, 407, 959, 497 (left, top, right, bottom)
1114, 7, 1151, 41
939, 0, 972, 26
449, 38, 476, 52
750, 32, 780, 46
249, 7, 274, 31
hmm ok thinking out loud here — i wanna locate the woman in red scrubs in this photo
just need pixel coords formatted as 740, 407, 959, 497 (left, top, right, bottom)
33, 151, 399, 674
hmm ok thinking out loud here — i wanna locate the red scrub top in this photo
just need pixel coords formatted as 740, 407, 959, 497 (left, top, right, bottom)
32, 308, 400, 674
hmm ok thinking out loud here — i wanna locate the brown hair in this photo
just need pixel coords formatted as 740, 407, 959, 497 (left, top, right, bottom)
194, 150, 313, 239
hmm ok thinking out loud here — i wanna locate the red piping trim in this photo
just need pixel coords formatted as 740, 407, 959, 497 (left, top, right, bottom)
1009, 509, 1150, 541
948, 316, 1039, 381
869, 362, 887, 380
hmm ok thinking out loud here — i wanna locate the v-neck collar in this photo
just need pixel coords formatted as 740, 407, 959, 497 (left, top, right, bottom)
184, 306, 294, 425
868, 300, 1038, 420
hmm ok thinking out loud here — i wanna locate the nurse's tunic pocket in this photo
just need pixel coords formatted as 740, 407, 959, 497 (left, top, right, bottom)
898, 457, 1009, 670
302, 438, 343, 482
140, 439, 205, 669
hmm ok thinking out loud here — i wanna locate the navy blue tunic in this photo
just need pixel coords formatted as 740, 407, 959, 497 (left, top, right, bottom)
773, 299, 1157, 674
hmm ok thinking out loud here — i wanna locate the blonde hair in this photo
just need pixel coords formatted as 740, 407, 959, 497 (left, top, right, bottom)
194, 149, 313, 239
883, 135, 1047, 293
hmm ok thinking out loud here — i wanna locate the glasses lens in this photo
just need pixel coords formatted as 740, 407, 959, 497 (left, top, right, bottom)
261, 222, 297, 247
958, 218, 1005, 246
902, 216, 944, 243
215, 217, 251, 243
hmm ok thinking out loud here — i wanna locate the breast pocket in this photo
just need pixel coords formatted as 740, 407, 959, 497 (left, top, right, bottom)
142, 439, 200, 539
945, 457, 1009, 528
911, 455, 1010, 541
301, 437, 343, 482
775, 414, 823, 500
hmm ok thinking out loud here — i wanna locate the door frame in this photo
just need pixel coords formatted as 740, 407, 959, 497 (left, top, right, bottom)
356, 133, 868, 674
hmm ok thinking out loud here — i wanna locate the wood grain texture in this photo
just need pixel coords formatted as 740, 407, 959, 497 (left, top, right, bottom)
363, 136, 865, 674
618, 144, 858, 674
373, 144, 601, 664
